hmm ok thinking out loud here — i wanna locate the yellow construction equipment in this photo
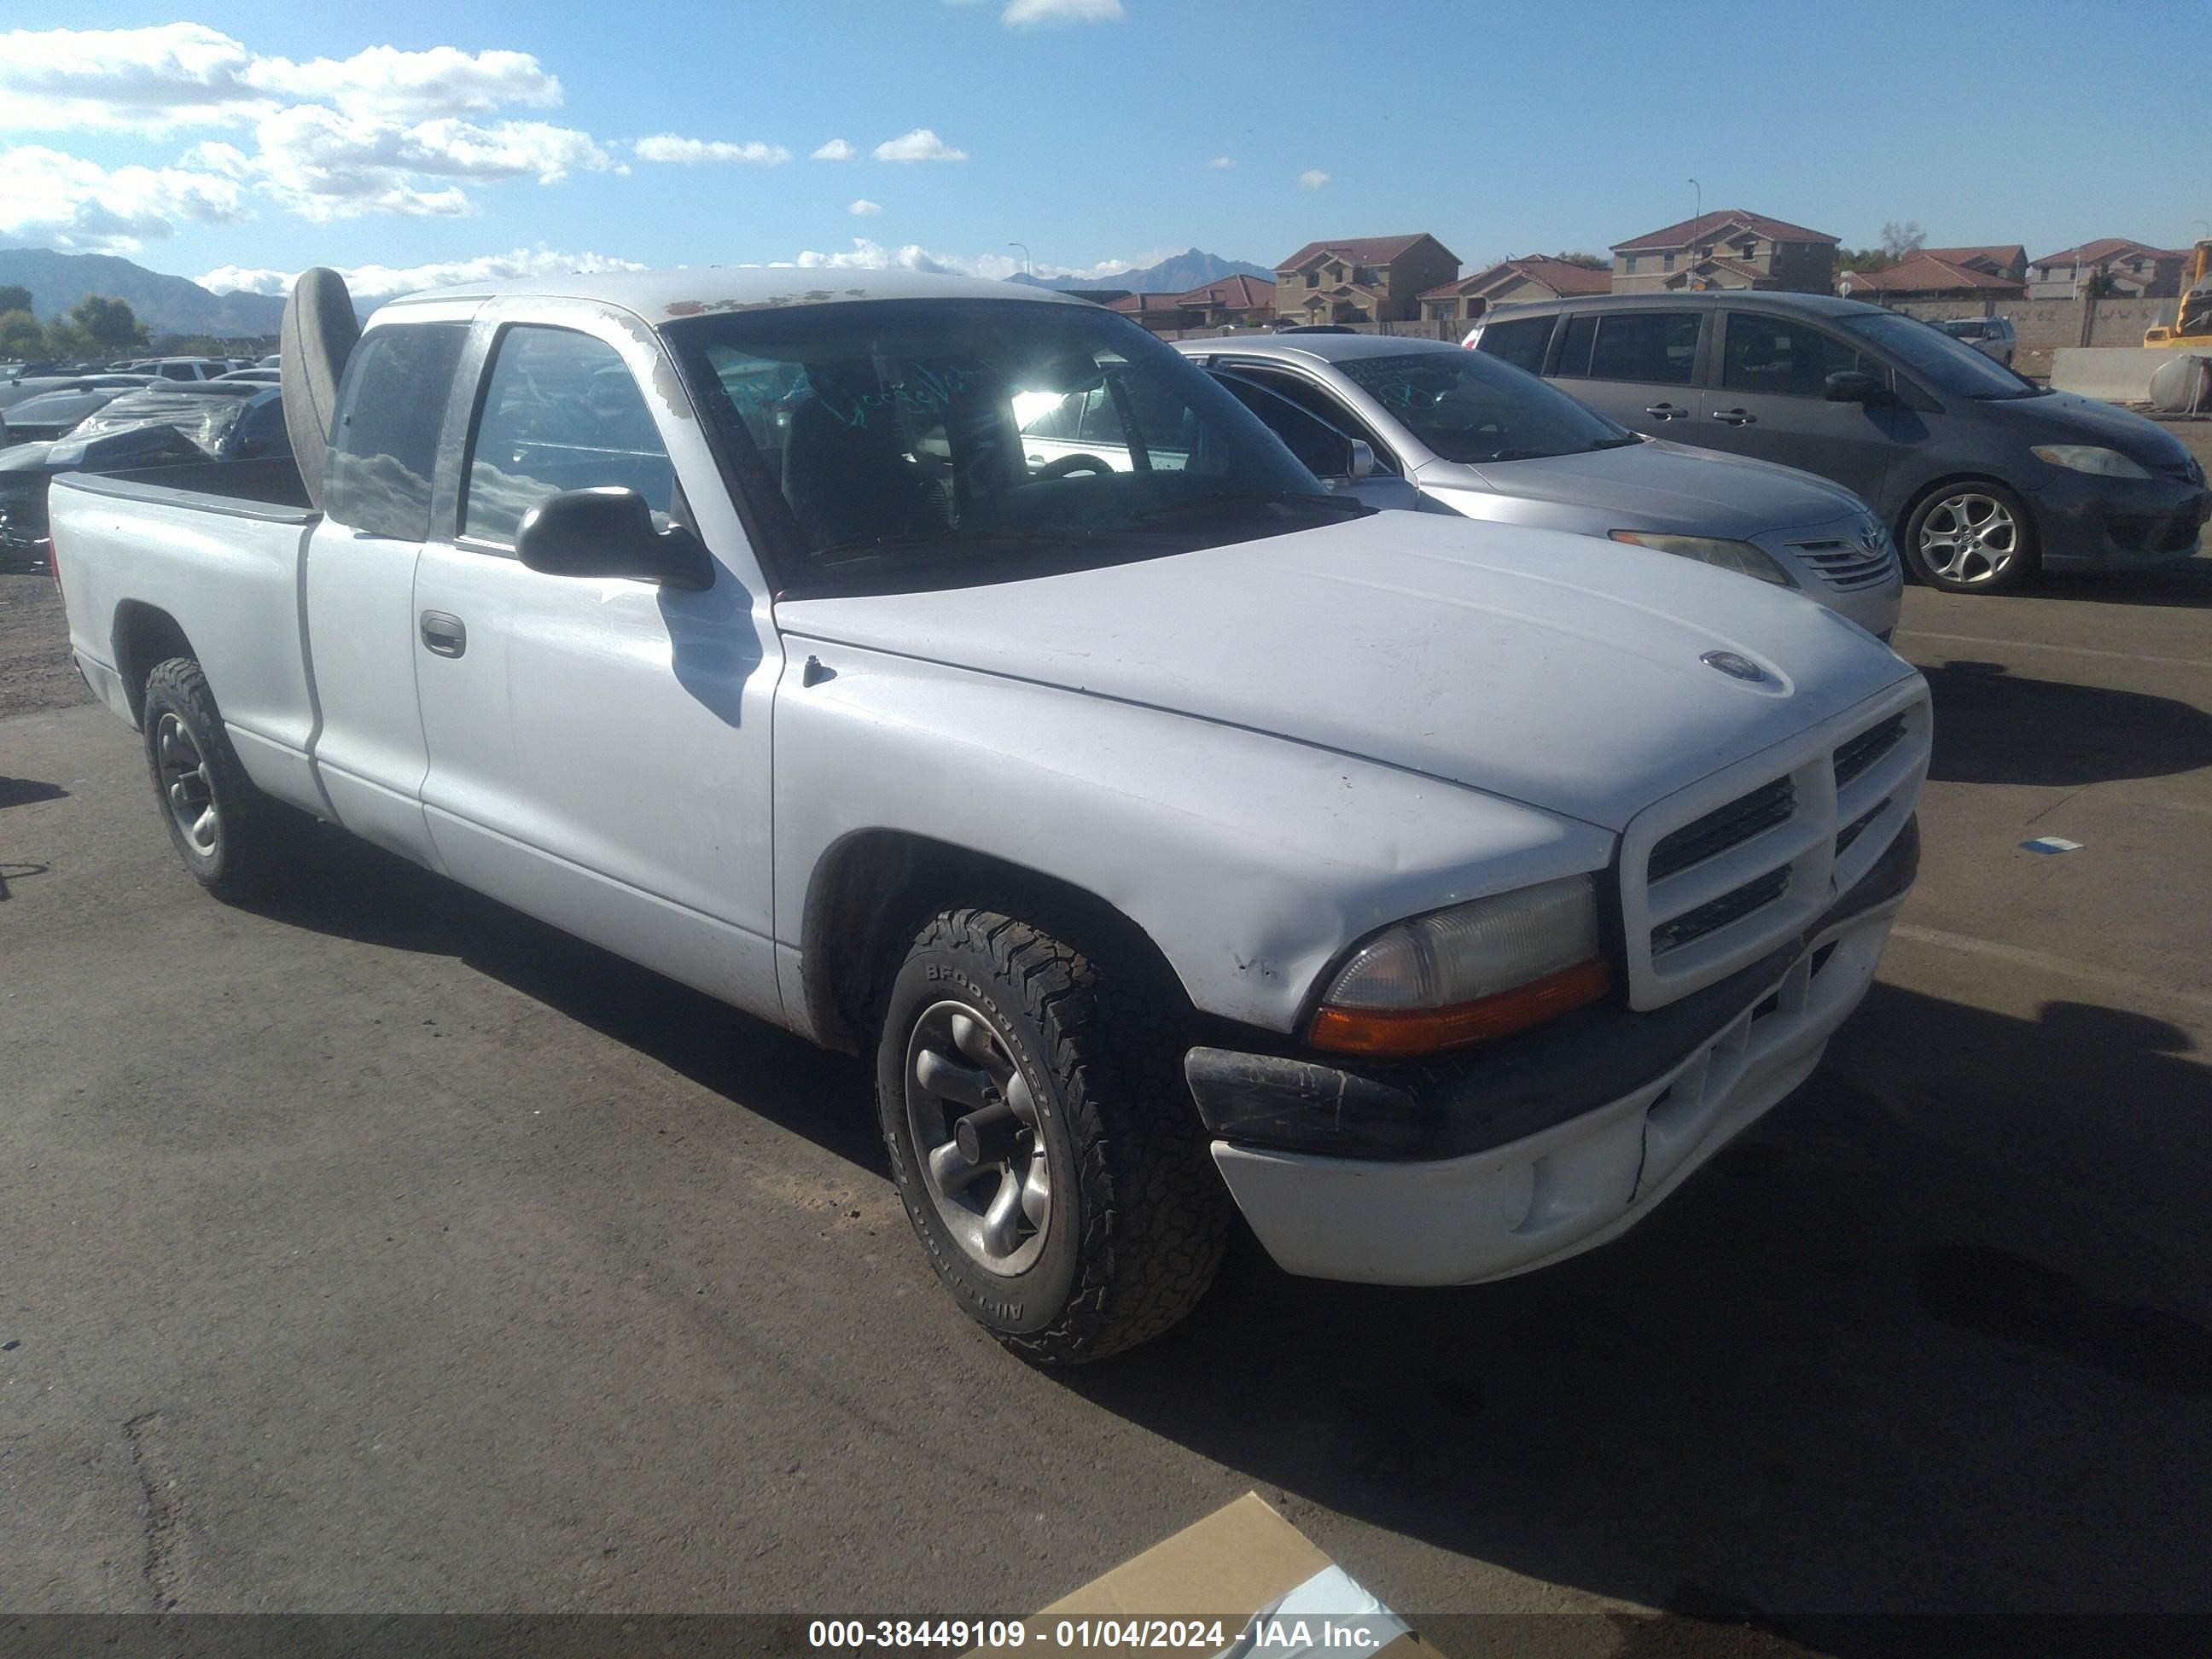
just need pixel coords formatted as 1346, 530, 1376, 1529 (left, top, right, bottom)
2145, 239, 2212, 345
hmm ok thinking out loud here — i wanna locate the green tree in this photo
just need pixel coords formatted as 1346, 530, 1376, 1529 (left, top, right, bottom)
68, 294, 151, 353
0, 285, 34, 319
0, 308, 46, 360
1551, 252, 1608, 270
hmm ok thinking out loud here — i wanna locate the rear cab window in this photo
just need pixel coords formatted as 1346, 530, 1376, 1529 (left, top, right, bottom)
324, 322, 469, 541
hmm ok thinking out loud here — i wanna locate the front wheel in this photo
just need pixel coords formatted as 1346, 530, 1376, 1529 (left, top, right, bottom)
1903, 481, 2039, 594
876, 908, 1228, 1364
141, 656, 300, 900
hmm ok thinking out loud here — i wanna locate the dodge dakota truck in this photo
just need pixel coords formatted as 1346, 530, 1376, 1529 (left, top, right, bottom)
51, 268, 1930, 1362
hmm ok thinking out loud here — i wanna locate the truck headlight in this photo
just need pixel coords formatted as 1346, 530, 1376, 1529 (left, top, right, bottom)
2030, 445, 2151, 479
1610, 530, 1795, 585
1309, 875, 1611, 1056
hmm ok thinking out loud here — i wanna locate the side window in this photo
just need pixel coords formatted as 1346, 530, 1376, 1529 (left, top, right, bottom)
1720, 314, 1871, 398
1221, 364, 1395, 473
1214, 375, 1348, 478
1553, 314, 1599, 379
324, 322, 468, 542
463, 326, 674, 546
1476, 316, 1554, 375
1587, 312, 1700, 384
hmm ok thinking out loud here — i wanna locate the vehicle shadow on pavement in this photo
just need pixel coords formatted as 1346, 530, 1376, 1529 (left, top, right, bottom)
241, 828, 890, 1178
1920, 659, 2212, 786
2012, 561, 2212, 611
1062, 986, 2212, 1644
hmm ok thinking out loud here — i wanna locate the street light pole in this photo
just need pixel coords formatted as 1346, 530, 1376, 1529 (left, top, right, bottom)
1009, 242, 1031, 279
1688, 178, 1701, 287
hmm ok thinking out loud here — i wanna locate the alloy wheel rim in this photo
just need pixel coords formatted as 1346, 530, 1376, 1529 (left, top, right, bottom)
155, 713, 219, 856
904, 999, 1051, 1275
1919, 492, 2019, 585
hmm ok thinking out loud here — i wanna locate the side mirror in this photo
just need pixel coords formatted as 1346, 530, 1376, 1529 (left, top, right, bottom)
1347, 439, 1377, 480
516, 487, 713, 590
1825, 370, 1885, 404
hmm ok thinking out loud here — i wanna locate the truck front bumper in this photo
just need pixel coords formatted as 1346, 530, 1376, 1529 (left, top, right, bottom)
1187, 820, 1917, 1287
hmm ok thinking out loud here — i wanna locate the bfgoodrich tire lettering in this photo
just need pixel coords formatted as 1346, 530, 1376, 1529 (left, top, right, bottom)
140, 656, 300, 901
876, 908, 1228, 1364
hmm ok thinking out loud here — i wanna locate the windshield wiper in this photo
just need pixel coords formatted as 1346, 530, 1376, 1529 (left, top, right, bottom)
1129, 490, 1369, 526
812, 527, 1125, 568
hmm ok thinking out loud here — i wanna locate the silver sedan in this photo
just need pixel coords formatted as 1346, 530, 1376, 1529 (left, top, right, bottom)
1171, 332, 1902, 637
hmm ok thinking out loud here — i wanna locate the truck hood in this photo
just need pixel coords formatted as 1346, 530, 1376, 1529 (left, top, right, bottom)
1422, 438, 1868, 536
774, 511, 1918, 832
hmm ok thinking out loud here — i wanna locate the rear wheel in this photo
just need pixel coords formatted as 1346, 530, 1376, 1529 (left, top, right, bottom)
1904, 481, 2039, 594
876, 907, 1228, 1364
141, 657, 300, 900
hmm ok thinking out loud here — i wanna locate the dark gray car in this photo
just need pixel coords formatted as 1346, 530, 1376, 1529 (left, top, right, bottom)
1470, 292, 2210, 593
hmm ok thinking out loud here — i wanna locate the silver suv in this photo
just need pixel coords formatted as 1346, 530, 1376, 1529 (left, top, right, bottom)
1935, 315, 2016, 367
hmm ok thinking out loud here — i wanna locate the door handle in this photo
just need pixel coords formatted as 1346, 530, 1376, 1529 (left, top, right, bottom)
1711, 407, 1758, 426
419, 610, 467, 658
1644, 402, 1689, 421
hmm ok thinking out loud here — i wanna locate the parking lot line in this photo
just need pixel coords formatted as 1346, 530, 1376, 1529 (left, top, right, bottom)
1895, 629, 2212, 672
1890, 922, 2212, 1016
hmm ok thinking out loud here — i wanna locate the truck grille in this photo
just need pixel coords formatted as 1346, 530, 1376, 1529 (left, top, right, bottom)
1617, 686, 1932, 1009
1787, 535, 1895, 591
1649, 777, 1796, 882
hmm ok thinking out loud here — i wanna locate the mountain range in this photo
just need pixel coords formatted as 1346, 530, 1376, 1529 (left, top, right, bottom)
0, 247, 287, 338
1007, 248, 1271, 294
1, 243, 1276, 341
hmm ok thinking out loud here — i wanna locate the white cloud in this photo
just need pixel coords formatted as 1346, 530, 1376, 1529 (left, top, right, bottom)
849, 198, 882, 215
0, 25, 562, 135
811, 138, 859, 161
1002, 0, 1126, 25
0, 143, 247, 253
197, 105, 613, 221
198, 245, 649, 306
1298, 168, 1330, 189
873, 128, 968, 163
252, 44, 561, 119
635, 135, 791, 165
749, 241, 1172, 283
1206, 155, 1234, 169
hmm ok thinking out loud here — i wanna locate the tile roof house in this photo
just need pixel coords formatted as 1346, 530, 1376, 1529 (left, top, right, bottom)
1272, 234, 1460, 324
1837, 250, 2028, 302
2026, 239, 2190, 299
1610, 209, 1840, 294
1418, 256, 1610, 323
1173, 273, 1275, 329
1104, 292, 1199, 334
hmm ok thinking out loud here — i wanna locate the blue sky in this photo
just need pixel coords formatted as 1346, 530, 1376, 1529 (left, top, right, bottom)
4, 2, 2207, 300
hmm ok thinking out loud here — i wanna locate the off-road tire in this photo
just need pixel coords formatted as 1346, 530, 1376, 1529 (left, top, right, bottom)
141, 656, 300, 901
876, 908, 1229, 1365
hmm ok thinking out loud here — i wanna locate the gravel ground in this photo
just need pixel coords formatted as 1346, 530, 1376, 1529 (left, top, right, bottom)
0, 570, 91, 722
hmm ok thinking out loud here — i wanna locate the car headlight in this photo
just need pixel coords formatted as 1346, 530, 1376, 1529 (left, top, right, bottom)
1309, 875, 1611, 1055
1610, 529, 1796, 585
2030, 444, 2151, 479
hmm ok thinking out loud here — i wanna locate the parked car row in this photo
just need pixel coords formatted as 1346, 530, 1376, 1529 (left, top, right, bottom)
1464, 292, 2208, 594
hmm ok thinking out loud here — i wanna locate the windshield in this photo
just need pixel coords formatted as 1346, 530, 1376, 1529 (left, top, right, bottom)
1842, 311, 2040, 399
1330, 349, 1635, 464
664, 297, 1358, 595
68, 392, 253, 453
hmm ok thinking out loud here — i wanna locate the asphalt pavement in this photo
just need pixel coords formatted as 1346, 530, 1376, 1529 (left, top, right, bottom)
3, 562, 2209, 1654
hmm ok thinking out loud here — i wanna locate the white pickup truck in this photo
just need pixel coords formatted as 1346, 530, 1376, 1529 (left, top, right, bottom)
51, 268, 1930, 1362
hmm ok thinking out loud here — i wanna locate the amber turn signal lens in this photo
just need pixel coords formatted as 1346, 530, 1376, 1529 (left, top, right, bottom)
1308, 957, 1612, 1056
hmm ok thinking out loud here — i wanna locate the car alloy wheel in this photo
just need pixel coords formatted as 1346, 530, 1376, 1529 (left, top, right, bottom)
1918, 490, 2021, 586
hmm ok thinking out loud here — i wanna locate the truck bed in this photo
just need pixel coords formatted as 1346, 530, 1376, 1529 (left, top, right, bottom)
55, 455, 316, 520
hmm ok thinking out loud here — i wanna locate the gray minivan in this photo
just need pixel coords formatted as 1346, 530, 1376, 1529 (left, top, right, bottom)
1470, 293, 2209, 593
